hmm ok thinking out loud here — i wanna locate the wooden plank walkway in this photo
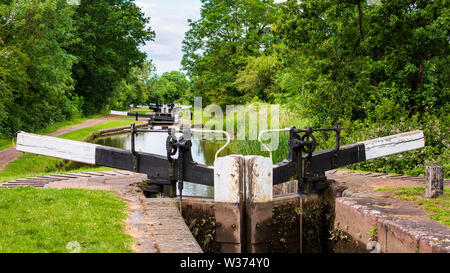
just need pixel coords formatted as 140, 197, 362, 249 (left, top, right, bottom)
141, 198, 202, 253
0, 170, 147, 189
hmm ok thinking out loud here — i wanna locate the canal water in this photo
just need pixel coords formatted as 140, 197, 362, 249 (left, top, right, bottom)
94, 132, 231, 197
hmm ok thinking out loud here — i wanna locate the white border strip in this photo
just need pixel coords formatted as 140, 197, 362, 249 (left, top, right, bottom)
361, 130, 425, 160
16, 132, 98, 165
110, 110, 128, 116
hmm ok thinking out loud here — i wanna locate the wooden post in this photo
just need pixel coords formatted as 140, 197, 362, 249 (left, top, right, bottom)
214, 155, 245, 253
245, 156, 273, 253
425, 165, 444, 198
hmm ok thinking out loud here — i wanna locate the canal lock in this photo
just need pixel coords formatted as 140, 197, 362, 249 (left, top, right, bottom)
92, 131, 362, 253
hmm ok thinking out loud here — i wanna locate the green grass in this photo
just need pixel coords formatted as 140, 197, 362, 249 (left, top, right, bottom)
0, 119, 143, 183
376, 186, 450, 227
58, 119, 144, 141
117, 115, 139, 119
0, 138, 12, 151
0, 187, 132, 253
0, 114, 105, 151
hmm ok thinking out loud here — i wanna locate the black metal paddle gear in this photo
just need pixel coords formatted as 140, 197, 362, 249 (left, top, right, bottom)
166, 134, 178, 163
286, 121, 344, 195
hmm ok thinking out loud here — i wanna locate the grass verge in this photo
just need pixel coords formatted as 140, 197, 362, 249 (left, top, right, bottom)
58, 119, 144, 141
376, 186, 450, 227
0, 187, 132, 253
0, 119, 143, 183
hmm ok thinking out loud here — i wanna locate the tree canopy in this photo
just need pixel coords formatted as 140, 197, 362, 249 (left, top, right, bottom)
0, 0, 79, 135
181, 0, 449, 175
273, 0, 449, 126
0, 0, 448, 175
69, 0, 154, 114
0, 0, 154, 136
182, 0, 449, 125
182, 0, 280, 106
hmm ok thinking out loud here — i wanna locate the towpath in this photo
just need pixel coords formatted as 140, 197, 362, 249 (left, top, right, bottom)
0, 115, 116, 171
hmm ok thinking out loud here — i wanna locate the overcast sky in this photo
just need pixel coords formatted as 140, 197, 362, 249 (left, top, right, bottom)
135, 0, 202, 75
135, 0, 286, 75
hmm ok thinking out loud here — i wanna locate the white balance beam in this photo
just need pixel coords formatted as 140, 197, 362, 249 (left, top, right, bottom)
110, 110, 128, 116
16, 130, 426, 172
360, 130, 425, 160
16, 132, 99, 165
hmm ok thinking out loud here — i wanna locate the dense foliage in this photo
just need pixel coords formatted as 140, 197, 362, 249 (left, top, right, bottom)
0, 0, 153, 137
273, 0, 449, 126
112, 60, 193, 110
182, 0, 449, 176
182, 0, 280, 105
0, 0, 79, 136
69, 0, 154, 114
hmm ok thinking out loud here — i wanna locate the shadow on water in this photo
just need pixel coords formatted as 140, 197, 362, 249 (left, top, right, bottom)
94, 132, 232, 198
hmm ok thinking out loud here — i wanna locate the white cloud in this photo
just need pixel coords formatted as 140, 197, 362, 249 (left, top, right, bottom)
135, 0, 201, 75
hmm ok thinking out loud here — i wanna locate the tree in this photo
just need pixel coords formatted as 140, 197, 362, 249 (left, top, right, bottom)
69, 0, 155, 114
234, 55, 281, 102
147, 71, 192, 104
182, 0, 280, 106
112, 60, 155, 110
274, 0, 449, 125
0, 0, 80, 135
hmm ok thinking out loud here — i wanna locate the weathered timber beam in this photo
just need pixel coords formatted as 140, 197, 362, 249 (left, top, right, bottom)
273, 130, 425, 185
16, 132, 214, 185
361, 130, 425, 160
273, 161, 296, 186
244, 156, 273, 253
181, 162, 215, 186
16, 132, 141, 170
110, 110, 129, 116
17, 132, 98, 165
110, 110, 154, 118
136, 105, 150, 109
97, 123, 148, 135
128, 113, 153, 118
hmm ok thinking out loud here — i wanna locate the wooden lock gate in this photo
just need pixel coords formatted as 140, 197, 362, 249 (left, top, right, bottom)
15, 122, 425, 253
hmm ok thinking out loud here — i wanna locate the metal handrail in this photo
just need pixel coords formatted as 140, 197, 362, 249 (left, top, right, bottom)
258, 128, 291, 160
191, 129, 231, 160
130, 127, 230, 160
